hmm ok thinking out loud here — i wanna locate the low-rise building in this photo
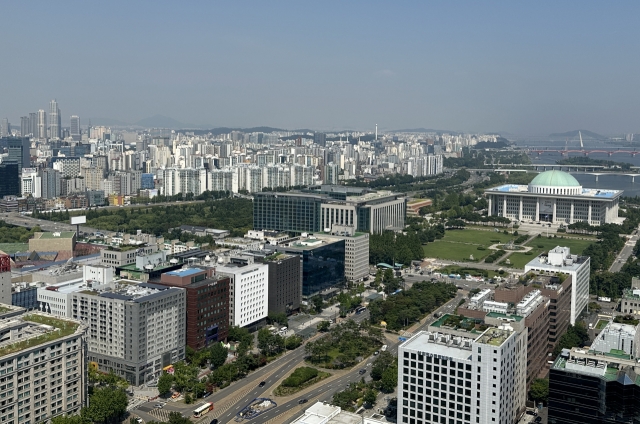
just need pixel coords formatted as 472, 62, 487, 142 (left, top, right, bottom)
29, 231, 76, 260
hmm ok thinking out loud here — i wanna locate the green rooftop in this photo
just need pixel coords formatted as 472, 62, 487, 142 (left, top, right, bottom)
38, 231, 75, 239
486, 312, 524, 322
530, 170, 581, 187
0, 314, 80, 358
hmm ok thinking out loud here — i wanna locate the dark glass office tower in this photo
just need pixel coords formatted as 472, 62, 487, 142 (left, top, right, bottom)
549, 354, 640, 424
0, 163, 19, 197
253, 192, 323, 233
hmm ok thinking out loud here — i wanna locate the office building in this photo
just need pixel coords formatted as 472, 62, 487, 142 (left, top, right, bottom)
70, 115, 80, 141
29, 232, 76, 260
398, 326, 527, 424
549, 333, 640, 424
21, 168, 41, 198
326, 225, 369, 282
257, 252, 302, 316
314, 132, 326, 147
157, 268, 230, 350
524, 246, 589, 325
6, 137, 31, 171
253, 186, 406, 235
216, 260, 269, 329
52, 156, 81, 178
41, 279, 187, 385
275, 235, 345, 297
49, 99, 61, 140
0, 162, 19, 197
0, 309, 88, 423
39, 168, 60, 199
485, 170, 621, 225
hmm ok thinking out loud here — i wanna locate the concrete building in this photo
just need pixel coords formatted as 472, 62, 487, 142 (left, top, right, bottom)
216, 261, 268, 329
100, 244, 158, 267
256, 252, 302, 316
0, 310, 88, 423
398, 326, 527, 424
291, 401, 387, 424
0, 254, 11, 305
253, 186, 406, 235
620, 277, 640, 316
29, 232, 76, 260
157, 268, 230, 350
590, 321, 639, 356
524, 246, 589, 325
485, 170, 621, 225
325, 225, 369, 282
70, 280, 185, 385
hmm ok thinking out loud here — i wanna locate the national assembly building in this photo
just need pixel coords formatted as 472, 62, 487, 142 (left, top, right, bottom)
485, 170, 622, 225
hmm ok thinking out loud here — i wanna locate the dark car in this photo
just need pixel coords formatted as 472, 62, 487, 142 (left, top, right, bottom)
210, 419, 219, 424
534, 417, 542, 423
298, 398, 308, 404
258, 381, 266, 387
359, 369, 367, 375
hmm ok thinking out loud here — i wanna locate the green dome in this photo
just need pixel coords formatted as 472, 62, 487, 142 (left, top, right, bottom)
530, 170, 581, 187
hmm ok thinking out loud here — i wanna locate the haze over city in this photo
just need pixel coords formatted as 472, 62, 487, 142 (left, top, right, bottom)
3, 1, 640, 135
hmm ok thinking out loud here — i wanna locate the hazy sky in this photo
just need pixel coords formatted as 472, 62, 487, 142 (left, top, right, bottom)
2, 1, 640, 135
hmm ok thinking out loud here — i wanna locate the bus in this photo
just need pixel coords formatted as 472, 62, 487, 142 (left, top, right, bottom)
355, 306, 366, 314
193, 402, 214, 418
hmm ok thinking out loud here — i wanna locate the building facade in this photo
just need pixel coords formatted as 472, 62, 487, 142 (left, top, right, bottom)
0, 310, 88, 423
216, 261, 268, 328
485, 170, 621, 225
257, 253, 302, 316
398, 326, 527, 424
524, 246, 589, 325
157, 268, 230, 350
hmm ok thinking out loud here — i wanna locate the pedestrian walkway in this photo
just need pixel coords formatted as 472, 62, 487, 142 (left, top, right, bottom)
148, 408, 173, 422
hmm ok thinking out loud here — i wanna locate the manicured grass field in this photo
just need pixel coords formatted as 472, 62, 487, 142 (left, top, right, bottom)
423, 229, 519, 262
503, 235, 594, 269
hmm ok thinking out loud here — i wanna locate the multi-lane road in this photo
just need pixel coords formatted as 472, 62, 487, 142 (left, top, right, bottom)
131, 291, 465, 424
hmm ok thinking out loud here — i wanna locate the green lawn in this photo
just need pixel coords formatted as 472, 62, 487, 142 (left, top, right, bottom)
423, 229, 519, 262
0, 243, 29, 254
503, 235, 594, 269
596, 319, 609, 330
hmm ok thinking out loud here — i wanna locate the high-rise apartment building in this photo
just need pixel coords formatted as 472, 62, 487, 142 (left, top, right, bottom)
49, 99, 61, 140
70, 115, 80, 141
0, 118, 10, 137
28, 112, 37, 138
20, 116, 29, 137
0, 308, 88, 423
398, 326, 527, 424
324, 162, 339, 184
39, 168, 61, 199
37, 109, 47, 139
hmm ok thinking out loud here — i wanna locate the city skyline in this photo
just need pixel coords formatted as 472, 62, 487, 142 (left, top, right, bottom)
2, 2, 640, 136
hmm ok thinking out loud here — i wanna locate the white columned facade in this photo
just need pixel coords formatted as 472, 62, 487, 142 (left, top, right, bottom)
570, 201, 574, 224
488, 196, 492, 216
518, 197, 523, 221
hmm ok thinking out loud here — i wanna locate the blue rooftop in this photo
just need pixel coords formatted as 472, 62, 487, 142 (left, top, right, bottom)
165, 268, 203, 277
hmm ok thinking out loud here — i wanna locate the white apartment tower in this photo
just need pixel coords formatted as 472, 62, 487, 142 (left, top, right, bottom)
49, 99, 61, 140
398, 326, 527, 424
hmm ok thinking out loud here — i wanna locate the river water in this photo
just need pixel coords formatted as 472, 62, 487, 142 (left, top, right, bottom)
512, 139, 640, 197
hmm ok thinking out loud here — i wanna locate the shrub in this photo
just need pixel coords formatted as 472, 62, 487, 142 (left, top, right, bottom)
476, 246, 486, 251
282, 367, 319, 387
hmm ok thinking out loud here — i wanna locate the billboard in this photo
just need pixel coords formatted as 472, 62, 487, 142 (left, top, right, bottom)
70, 216, 87, 225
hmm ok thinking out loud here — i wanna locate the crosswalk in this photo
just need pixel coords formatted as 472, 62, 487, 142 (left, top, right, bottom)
147, 408, 173, 422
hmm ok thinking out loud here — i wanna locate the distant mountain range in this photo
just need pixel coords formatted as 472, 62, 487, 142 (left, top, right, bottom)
391, 127, 461, 135
548, 129, 607, 140
89, 114, 207, 129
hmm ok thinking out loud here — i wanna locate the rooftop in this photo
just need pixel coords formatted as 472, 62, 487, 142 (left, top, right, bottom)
36, 231, 76, 239
476, 327, 513, 347
165, 268, 203, 278
530, 170, 581, 187
486, 311, 524, 322
0, 313, 82, 358
400, 331, 474, 360
485, 184, 621, 199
